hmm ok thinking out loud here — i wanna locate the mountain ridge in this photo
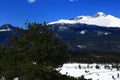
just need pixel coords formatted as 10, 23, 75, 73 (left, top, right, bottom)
49, 12, 120, 28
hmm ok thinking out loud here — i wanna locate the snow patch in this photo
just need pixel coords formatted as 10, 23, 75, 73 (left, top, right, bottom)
14, 77, 18, 80
0, 28, 11, 32
77, 45, 86, 48
80, 30, 87, 35
59, 26, 68, 31
97, 31, 111, 35
104, 32, 110, 35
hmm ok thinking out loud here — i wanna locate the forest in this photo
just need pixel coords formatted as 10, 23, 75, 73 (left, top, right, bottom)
0, 23, 119, 80
0, 23, 91, 80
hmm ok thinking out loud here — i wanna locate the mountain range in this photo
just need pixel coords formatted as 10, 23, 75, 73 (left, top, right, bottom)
49, 12, 120, 27
1, 12, 120, 52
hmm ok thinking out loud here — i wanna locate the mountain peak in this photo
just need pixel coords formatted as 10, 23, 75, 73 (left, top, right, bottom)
0, 24, 16, 32
93, 12, 106, 17
1, 24, 14, 28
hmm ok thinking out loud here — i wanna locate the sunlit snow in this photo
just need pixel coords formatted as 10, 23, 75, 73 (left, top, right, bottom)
57, 63, 120, 80
49, 12, 120, 28
0, 28, 11, 32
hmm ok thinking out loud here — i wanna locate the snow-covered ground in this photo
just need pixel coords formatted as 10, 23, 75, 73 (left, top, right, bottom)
57, 63, 120, 80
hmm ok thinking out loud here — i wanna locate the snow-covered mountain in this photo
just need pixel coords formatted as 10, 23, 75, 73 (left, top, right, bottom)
48, 12, 120, 52
0, 24, 18, 44
49, 12, 120, 27
0, 24, 14, 32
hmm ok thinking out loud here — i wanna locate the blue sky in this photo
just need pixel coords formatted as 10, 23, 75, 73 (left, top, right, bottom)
0, 0, 120, 27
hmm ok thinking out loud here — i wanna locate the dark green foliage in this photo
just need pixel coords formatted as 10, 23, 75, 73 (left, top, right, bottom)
95, 65, 100, 69
104, 65, 110, 69
78, 65, 81, 69
67, 50, 120, 64
0, 23, 68, 80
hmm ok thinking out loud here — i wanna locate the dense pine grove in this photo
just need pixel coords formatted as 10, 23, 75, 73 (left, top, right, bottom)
67, 50, 120, 64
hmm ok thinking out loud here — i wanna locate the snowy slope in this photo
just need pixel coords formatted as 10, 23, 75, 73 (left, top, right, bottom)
49, 12, 120, 27
0, 24, 12, 32
57, 63, 120, 80
0, 28, 11, 32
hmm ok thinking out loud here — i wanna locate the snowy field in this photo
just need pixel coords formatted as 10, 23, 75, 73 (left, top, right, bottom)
57, 63, 120, 80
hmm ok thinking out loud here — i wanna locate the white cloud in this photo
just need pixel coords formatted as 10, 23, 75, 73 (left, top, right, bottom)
69, 0, 74, 2
69, 0, 78, 2
27, 0, 36, 3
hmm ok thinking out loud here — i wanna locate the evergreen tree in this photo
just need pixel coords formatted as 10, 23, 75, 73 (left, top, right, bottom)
0, 23, 67, 80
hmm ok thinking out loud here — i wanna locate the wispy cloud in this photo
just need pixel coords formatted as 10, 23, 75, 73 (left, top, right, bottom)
69, 0, 78, 2
27, 0, 36, 3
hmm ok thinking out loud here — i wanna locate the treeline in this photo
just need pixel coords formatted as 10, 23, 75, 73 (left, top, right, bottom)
0, 23, 88, 80
67, 50, 120, 63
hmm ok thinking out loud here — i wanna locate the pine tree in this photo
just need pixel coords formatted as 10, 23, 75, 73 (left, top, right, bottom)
0, 23, 67, 80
